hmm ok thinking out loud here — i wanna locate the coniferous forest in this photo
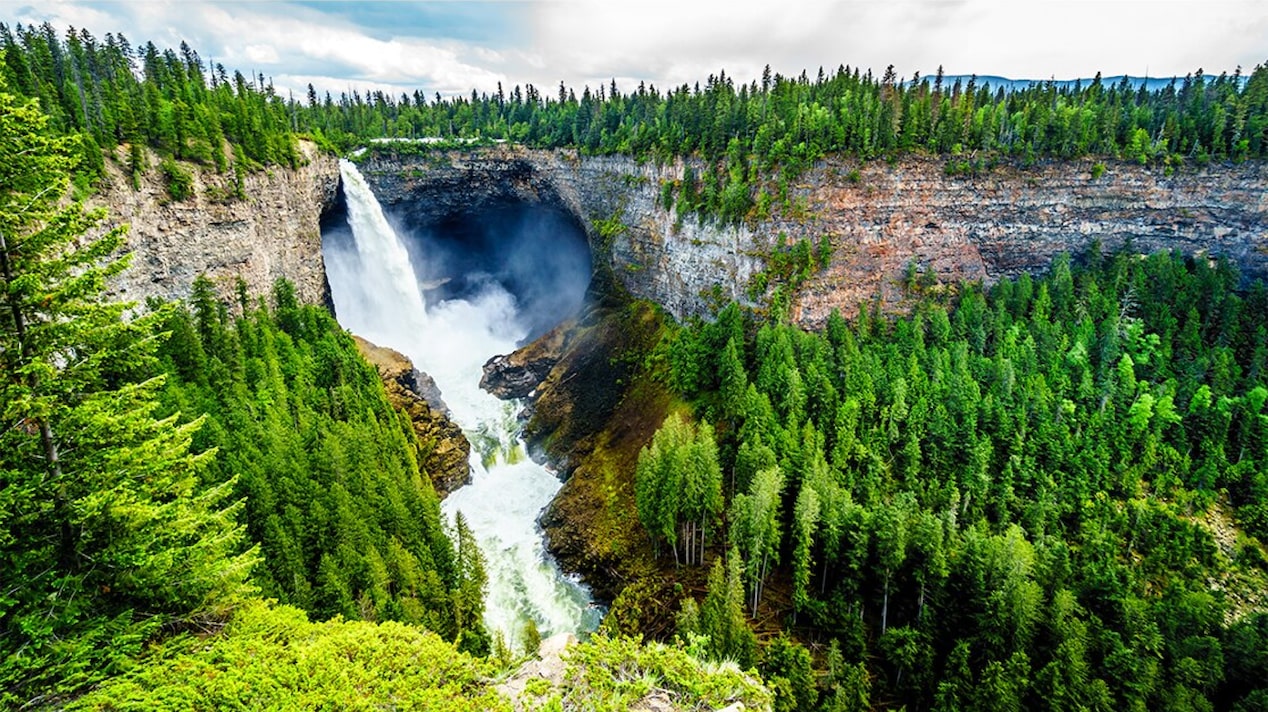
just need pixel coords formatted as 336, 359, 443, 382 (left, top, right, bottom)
1, 22, 1267, 711
656, 252, 1268, 711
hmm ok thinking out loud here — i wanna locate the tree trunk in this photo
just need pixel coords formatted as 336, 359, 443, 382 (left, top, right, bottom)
0, 229, 66, 564
882, 572, 890, 634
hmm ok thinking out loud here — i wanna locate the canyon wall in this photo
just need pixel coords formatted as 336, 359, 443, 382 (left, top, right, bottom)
360, 147, 1268, 328
357, 148, 764, 319
786, 155, 1268, 326
97, 140, 340, 308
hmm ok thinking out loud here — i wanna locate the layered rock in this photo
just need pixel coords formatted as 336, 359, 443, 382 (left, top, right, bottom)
784, 155, 1268, 327
360, 148, 1268, 329
97, 140, 340, 308
354, 336, 471, 497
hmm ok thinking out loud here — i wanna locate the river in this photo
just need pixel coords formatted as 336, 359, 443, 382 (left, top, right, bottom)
321, 158, 600, 651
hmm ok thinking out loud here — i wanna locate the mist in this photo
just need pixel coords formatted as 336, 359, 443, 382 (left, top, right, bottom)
402, 201, 592, 344
321, 160, 600, 651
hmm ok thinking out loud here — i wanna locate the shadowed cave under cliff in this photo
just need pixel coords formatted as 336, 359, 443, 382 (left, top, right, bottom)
321, 184, 593, 342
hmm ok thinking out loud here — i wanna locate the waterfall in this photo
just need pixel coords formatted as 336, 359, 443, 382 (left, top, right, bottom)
324, 159, 600, 651
327, 160, 428, 347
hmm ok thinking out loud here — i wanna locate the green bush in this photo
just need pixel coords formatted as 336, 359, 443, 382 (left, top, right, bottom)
160, 158, 195, 201
67, 602, 509, 711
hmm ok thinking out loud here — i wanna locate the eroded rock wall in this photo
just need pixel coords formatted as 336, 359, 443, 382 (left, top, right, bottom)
97, 141, 340, 307
361, 148, 1268, 329
358, 148, 764, 320
787, 156, 1268, 327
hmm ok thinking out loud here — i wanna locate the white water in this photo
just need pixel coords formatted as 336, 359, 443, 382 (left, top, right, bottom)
324, 159, 600, 650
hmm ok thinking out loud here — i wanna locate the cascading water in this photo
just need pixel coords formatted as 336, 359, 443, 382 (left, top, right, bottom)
324, 159, 601, 650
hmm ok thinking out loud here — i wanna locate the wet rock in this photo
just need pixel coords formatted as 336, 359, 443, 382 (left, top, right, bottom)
480, 353, 554, 400
480, 319, 573, 400
412, 369, 452, 418
353, 336, 472, 497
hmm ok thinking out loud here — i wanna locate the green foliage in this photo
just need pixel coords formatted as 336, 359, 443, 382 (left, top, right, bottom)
150, 277, 482, 643
67, 601, 510, 711
661, 247, 1268, 710
0, 85, 255, 706
293, 59, 1268, 229
159, 157, 194, 201
692, 552, 758, 668
1, 24, 300, 169
556, 633, 770, 711
748, 233, 828, 316
761, 635, 818, 712
10, 25, 1268, 220
634, 412, 724, 565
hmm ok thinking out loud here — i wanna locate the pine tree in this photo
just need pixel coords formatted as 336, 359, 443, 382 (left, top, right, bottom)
452, 512, 489, 655
698, 550, 756, 667
0, 85, 256, 705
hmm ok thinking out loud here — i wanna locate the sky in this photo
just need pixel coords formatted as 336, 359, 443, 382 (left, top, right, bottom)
4, 0, 1266, 100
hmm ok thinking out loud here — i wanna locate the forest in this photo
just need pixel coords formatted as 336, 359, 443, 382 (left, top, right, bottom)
2, 21, 1268, 710
0, 80, 502, 705
651, 249, 1268, 711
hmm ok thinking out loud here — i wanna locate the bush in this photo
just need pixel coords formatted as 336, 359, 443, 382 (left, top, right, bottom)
160, 158, 195, 201
67, 602, 509, 711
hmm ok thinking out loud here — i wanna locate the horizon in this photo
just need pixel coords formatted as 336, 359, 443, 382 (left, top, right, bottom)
2, 1, 1262, 101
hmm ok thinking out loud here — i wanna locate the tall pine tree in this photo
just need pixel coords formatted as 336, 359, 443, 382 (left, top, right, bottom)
0, 84, 256, 706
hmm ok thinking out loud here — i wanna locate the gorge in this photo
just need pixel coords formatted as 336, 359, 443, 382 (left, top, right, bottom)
97, 144, 1268, 334
322, 158, 601, 650
99, 144, 1268, 631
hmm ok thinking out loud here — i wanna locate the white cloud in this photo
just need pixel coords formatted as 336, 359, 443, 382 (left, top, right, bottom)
524, 0, 1268, 90
244, 44, 279, 65
3, 0, 1262, 101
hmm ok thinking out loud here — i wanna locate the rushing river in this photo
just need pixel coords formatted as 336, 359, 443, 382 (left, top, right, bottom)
322, 159, 600, 650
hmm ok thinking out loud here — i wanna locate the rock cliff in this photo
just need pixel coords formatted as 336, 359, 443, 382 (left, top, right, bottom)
97, 141, 340, 308
357, 148, 763, 321
783, 155, 1268, 327
353, 335, 472, 497
359, 147, 1267, 329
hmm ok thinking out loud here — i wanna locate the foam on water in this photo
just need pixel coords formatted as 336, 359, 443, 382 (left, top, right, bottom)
324, 159, 600, 650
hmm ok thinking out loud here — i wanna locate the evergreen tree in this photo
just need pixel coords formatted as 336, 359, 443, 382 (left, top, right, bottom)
0, 85, 255, 705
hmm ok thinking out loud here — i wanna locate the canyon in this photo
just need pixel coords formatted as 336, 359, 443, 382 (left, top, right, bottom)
357, 146, 1268, 329
100, 143, 1267, 334
99, 146, 1268, 588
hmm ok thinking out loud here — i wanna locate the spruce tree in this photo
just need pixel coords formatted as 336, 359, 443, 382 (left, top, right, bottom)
0, 85, 255, 705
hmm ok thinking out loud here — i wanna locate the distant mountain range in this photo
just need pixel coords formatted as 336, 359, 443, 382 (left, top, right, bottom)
913, 74, 1231, 93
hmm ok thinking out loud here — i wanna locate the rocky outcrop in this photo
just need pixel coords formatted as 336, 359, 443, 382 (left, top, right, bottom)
480, 321, 572, 399
97, 141, 340, 308
360, 147, 1268, 329
784, 155, 1268, 327
354, 335, 471, 497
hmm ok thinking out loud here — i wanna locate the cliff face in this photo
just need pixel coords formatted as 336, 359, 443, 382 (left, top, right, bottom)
358, 148, 763, 320
97, 141, 340, 308
353, 336, 472, 498
361, 148, 1267, 328
785, 156, 1268, 326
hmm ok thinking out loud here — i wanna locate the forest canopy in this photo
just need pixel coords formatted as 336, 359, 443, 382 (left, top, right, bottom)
651, 248, 1268, 711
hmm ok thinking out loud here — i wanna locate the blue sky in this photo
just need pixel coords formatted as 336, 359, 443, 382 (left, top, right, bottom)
5, 1, 1266, 100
